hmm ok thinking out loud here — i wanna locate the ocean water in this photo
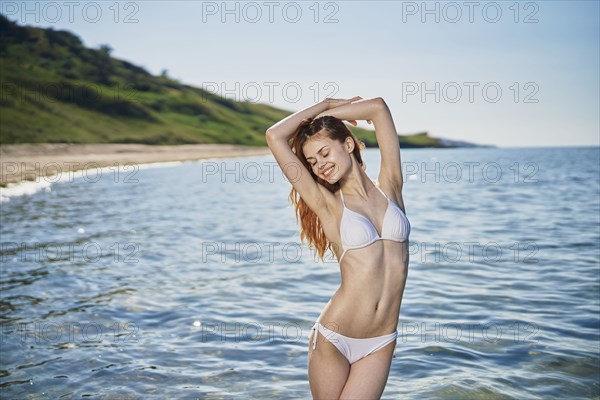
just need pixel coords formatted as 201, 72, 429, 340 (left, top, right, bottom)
0, 146, 598, 399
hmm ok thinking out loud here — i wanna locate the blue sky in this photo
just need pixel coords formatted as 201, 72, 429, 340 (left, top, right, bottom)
3, 1, 599, 147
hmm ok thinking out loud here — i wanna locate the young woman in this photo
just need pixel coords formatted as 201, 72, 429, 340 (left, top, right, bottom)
266, 96, 411, 399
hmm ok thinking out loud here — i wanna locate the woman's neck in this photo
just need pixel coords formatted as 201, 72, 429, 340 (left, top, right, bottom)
339, 159, 373, 201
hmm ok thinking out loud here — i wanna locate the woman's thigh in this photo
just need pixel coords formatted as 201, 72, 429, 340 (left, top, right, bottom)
307, 329, 351, 399
339, 339, 396, 399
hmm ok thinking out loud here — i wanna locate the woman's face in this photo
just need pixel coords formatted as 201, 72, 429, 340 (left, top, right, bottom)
302, 133, 353, 184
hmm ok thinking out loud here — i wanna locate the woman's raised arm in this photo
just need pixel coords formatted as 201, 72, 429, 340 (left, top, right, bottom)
265, 99, 338, 215
265, 96, 379, 215
315, 97, 404, 191
265, 97, 361, 140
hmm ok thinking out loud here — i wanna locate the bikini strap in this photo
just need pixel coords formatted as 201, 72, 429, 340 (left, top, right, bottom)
375, 184, 389, 200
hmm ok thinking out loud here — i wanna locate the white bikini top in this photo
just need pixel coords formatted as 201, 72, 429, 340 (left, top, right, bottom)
338, 183, 410, 263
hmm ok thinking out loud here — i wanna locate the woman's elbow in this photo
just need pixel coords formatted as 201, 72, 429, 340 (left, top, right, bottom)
374, 97, 387, 109
265, 129, 281, 147
265, 129, 276, 143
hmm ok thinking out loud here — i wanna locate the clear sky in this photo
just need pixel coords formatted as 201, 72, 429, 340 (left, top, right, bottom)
3, 0, 599, 147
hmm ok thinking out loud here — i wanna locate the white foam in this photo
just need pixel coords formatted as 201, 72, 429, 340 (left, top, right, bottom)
135, 160, 184, 170
0, 179, 53, 202
0, 160, 192, 203
0, 155, 271, 202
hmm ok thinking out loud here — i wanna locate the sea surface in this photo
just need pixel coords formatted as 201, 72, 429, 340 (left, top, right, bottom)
1, 146, 598, 399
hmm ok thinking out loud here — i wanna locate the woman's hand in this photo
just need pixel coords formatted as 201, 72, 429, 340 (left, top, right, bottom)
323, 96, 362, 110
346, 118, 373, 126
318, 96, 373, 125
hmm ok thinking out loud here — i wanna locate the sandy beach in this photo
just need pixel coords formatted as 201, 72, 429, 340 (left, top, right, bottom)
0, 143, 272, 187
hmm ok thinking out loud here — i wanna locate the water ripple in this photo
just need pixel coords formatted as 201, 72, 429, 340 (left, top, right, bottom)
1, 147, 598, 398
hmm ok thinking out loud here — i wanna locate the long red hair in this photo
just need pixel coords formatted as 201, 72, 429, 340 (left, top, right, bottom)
288, 116, 366, 261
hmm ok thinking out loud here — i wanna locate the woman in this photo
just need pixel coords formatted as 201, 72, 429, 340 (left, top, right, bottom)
266, 96, 411, 399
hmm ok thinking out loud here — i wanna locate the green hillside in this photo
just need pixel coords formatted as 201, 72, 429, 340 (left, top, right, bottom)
0, 15, 450, 148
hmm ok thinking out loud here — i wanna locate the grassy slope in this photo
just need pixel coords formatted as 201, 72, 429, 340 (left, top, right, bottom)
0, 15, 444, 148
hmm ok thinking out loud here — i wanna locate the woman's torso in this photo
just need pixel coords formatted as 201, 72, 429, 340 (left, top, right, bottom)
316, 183, 410, 337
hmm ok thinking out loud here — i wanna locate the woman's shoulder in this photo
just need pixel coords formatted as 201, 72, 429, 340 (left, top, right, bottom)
374, 179, 406, 211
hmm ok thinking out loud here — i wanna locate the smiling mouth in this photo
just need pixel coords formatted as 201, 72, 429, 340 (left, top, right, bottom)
322, 165, 335, 177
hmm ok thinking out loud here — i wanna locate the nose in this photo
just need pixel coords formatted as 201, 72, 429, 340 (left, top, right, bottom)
318, 160, 328, 171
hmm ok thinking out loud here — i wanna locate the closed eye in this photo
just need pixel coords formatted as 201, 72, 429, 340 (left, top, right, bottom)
306, 146, 329, 168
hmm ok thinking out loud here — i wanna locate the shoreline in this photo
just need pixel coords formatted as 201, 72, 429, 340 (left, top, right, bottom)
0, 143, 272, 187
